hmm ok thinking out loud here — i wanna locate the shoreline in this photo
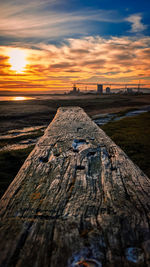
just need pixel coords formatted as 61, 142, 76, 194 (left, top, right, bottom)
0, 94, 150, 133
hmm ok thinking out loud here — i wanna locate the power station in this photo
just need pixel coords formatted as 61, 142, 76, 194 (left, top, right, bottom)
69, 81, 147, 94
97, 84, 103, 94
106, 87, 111, 94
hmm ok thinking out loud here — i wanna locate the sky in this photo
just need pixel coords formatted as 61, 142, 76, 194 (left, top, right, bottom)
0, 0, 150, 92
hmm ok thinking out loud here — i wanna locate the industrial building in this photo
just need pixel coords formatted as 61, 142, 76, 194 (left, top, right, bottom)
69, 84, 80, 95
106, 87, 111, 94
97, 84, 103, 94
127, 88, 133, 94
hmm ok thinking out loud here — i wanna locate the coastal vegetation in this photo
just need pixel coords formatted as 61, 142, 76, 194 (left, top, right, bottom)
101, 111, 150, 177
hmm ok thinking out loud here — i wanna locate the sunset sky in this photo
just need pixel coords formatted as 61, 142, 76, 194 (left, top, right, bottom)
0, 0, 150, 92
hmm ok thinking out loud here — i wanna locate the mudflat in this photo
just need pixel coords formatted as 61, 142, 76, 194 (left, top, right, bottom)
0, 93, 150, 133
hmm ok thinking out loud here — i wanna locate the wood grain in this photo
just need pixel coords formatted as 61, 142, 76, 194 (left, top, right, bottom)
0, 107, 150, 267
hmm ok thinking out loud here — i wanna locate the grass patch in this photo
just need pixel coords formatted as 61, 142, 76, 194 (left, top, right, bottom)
0, 146, 34, 198
101, 111, 150, 177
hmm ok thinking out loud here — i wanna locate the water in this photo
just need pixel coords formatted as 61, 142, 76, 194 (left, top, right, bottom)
0, 126, 46, 152
94, 107, 150, 126
0, 96, 35, 101
0, 126, 46, 140
0, 94, 66, 101
94, 114, 115, 125
114, 109, 148, 122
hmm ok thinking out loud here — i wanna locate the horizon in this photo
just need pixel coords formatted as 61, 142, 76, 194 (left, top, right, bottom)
0, 87, 150, 96
0, 0, 150, 92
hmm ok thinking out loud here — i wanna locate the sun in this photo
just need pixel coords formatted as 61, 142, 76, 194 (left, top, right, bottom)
8, 49, 27, 73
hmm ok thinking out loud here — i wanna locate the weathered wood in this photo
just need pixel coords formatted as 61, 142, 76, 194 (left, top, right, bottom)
0, 107, 150, 267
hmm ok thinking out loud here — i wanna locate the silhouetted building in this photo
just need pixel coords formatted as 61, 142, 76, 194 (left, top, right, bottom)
127, 88, 132, 94
97, 84, 103, 94
73, 84, 77, 93
106, 87, 110, 94
69, 84, 80, 95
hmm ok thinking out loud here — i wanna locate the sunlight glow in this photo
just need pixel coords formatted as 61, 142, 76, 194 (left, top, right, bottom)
11, 97, 34, 101
8, 49, 27, 73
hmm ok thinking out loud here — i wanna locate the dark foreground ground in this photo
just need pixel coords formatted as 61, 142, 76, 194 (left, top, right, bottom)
0, 93, 150, 197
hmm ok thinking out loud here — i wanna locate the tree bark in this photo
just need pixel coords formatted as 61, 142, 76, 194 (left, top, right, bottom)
0, 107, 149, 267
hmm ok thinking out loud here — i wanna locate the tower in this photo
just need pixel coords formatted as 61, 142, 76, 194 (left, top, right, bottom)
73, 84, 77, 93
106, 87, 110, 94
97, 84, 103, 94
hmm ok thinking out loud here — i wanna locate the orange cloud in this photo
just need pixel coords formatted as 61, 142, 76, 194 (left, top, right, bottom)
0, 36, 150, 92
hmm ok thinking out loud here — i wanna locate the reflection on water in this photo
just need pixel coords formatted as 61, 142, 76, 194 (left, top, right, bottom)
0, 96, 35, 101
94, 107, 150, 126
11, 96, 33, 101
0, 126, 46, 152
0, 143, 35, 152
0, 126, 46, 140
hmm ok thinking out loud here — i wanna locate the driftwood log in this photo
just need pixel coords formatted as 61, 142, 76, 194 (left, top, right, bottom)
0, 107, 150, 267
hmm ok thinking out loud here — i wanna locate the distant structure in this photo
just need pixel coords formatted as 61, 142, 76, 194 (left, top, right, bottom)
138, 80, 140, 93
72, 82, 148, 95
106, 87, 111, 94
69, 84, 80, 95
97, 84, 103, 94
72, 84, 77, 93
127, 88, 133, 94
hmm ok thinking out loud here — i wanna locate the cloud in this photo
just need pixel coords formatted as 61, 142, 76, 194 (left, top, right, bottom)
0, 1, 121, 41
0, 54, 11, 75
0, 35, 150, 91
126, 14, 147, 33
0, 1, 149, 91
